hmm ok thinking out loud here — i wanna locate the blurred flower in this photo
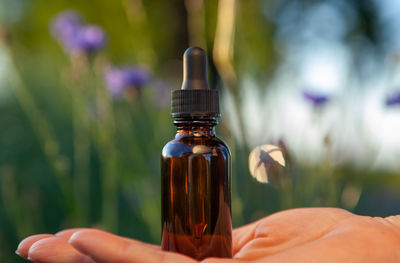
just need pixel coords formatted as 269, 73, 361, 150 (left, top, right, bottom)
152, 81, 171, 108
50, 10, 106, 54
302, 90, 330, 107
385, 90, 400, 106
50, 10, 83, 51
248, 144, 286, 184
104, 67, 151, 97
74, 25, 106, 53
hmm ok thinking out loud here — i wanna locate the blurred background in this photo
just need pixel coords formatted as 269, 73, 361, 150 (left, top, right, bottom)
1, 0, 400, 261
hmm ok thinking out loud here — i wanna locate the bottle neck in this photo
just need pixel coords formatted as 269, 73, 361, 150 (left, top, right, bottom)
174, 117, 217, 137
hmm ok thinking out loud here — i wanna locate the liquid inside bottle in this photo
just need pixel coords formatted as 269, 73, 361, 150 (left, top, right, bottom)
161, 118, 232, 260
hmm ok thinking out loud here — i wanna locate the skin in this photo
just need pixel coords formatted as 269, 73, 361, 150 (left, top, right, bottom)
16, 207, 400, 263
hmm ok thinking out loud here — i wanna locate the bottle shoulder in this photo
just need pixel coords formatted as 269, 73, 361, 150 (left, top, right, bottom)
162, 135, 230, 158
213, 136, 230, 152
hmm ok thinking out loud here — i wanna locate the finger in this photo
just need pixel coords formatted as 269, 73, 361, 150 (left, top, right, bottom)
56, 228, 147, 247
69, 229, 197, 263
28, 236, 95, 263
17, 234, 54, 259
56, 228, 92, 240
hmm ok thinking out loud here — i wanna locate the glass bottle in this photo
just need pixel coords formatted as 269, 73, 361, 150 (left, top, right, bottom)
161, 47, 232, 260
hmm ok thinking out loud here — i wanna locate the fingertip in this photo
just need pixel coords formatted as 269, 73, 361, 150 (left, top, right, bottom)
68, 229, 100, 244
28, 236, 95, 263
28, 237, 59, 262
56, 228, 91, 239
68, 229, 104, 254
17, 234, 54, 259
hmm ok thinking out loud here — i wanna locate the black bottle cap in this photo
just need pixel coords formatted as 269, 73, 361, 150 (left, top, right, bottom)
171, 47, 220, 117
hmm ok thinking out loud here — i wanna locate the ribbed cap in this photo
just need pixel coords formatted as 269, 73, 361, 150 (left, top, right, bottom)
171, 47, 220, 117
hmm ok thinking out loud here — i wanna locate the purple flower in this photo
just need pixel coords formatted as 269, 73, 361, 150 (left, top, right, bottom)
385, 91, 400, 106
104, 67, 151, 97
51, 10, 83, 50
104, 68, 126, 96
74, 25, 107, 53
50, 10, 106, 54
302, 90, 330, 107
121, 68, 150, 87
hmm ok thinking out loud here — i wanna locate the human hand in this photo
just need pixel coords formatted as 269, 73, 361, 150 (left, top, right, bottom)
17, 207, 400, 263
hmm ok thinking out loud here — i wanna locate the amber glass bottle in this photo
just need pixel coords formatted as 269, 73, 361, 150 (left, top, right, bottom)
161, 47, 232, 260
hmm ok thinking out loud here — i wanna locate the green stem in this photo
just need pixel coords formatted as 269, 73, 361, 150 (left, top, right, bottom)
91, 68, 119, 233
100, 147, 119, 233
121, 0, 156, 66
72, 99, 91, 225
69, 55, 93, 226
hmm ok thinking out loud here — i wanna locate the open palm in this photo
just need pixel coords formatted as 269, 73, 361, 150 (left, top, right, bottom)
17, 208, 400, 263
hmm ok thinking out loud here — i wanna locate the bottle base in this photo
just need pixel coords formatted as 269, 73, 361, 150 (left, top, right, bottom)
161, 230, 232, 260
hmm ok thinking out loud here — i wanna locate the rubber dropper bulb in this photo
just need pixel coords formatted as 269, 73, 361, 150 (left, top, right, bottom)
181, 46, 209, 90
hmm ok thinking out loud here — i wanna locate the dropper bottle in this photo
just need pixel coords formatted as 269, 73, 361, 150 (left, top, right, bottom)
161, 47, 232, 260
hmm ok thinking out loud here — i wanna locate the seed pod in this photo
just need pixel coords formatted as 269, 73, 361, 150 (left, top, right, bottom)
249, 144, 286, 184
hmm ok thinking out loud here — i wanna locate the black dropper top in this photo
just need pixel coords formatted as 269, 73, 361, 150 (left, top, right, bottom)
171, 47, 220, 117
